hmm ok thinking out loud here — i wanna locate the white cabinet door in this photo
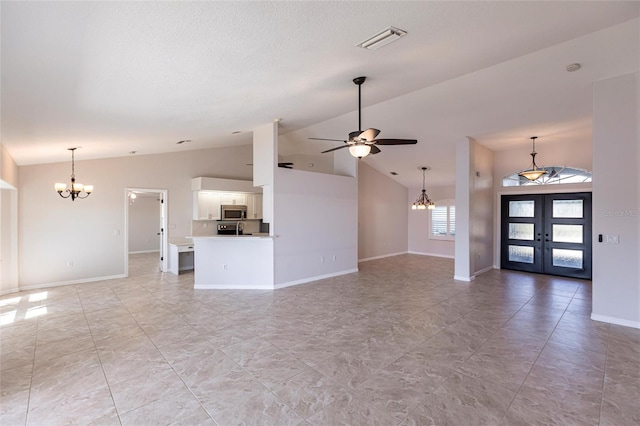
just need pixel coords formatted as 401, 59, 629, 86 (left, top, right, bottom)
247, 194, 263, 219
194, 192, 221, 220
220, 193, 247, 206
207, 193, 221, 220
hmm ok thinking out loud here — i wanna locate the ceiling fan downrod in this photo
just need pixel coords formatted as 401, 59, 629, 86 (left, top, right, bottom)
353, 76, 366, 133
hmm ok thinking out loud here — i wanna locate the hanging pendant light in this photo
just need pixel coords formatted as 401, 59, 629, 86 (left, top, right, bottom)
518, 136, 548, 181
55, 148, 93, 201
411, 166, 435, 210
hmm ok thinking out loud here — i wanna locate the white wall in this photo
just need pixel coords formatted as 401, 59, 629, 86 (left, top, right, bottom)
473, 143, 495, 273
128, 195, 160, 253
454, 138, 495, 280
492, 137, 593, 184
408, 185, 456, 258
592, 72, 640, 328
1, 144, 19, 187
18, 144, 253, 289
1, 145, 19, 294
273, 166, 358, 287
358, 163, 408, 261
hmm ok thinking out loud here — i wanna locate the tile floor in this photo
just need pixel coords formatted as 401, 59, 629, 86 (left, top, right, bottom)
1, 253, 639, 425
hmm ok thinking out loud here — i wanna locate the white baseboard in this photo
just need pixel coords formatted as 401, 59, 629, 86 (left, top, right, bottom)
454, 274, 476, 282
275, 268, 359, 289
475, 265, 495, 276
18, 274, 127, 293
358, 252, 408, 263
591, 313, 640, 329
194, 283, 274, 290
407, 251, 455, 259
129, 250, 160, 254
0, 287, 21, 297
194, 269, 359, 291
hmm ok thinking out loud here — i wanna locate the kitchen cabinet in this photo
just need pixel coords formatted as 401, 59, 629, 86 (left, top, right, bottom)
246, 193, 263, 219
193, 191, 221, 220
168, 242, 194, 275
220, 193, 247, 206
193, 191, 252, 220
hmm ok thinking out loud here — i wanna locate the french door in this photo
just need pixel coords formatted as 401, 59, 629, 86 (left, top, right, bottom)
501, 192, 592, 279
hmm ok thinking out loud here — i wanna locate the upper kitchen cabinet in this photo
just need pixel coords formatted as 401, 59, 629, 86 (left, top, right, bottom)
191, 178, 263, 220
194, 191, 221, 220
246, 193, 263, 219
193, 191, 255, 220
220, 193, 247, 206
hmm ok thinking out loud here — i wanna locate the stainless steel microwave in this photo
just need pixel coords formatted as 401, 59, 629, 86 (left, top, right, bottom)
221, 205, 247, 220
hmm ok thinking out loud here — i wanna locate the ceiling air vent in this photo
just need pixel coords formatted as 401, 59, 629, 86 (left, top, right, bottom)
357, 26, 407, 50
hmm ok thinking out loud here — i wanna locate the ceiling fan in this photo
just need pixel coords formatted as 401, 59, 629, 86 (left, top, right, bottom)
309, 76, 417, 158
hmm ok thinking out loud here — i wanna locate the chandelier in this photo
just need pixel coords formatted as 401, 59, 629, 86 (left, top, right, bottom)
411, 166, 435, 210
518, 136, 548, 181
54, 148, 93, 201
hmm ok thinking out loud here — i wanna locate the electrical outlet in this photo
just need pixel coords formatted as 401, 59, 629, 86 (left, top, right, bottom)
320, 256, 324, 263
223, 264, 227, 270
332, 255, 337, 261
67, 260, 73, 267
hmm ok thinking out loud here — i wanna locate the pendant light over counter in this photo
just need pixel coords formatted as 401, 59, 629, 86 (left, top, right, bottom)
411, 166, 435, 210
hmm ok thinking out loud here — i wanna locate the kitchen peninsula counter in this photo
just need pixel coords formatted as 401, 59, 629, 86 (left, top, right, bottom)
191, 235, 274, 289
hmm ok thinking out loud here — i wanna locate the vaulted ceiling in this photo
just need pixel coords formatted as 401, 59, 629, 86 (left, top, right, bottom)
2, 1, 638, 186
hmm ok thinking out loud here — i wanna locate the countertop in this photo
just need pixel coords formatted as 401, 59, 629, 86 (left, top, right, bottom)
169, 238, 194, 246
190, 234, 272, 239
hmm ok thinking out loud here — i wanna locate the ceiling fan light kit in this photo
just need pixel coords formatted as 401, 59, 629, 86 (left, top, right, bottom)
309, 76, 417, 159
412, 166, 435, 210
357, 26, 407, 50
55, 148, 94, 201
348, 144, 372, 158
518, 136, 549, 181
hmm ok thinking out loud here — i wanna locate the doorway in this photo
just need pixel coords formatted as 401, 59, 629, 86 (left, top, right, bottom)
125, 188, 168, 275
501, 192, 592, 279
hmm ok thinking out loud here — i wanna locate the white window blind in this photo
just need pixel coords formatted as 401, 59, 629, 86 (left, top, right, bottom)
430, 201, 455, 240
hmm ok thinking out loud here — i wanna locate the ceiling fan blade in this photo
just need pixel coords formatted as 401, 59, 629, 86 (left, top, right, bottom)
321, 145, 350, 154
372, 138, 418, 145
358, 128, 381, 141
369, 145, 381, 155
309, 137, 347, 142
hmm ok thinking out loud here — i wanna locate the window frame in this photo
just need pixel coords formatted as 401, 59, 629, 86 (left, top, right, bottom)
429, 199, 455, 241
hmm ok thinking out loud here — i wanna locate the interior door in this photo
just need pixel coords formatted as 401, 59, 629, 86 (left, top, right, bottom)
158, 193, 165, 272
501, 192, 592, 279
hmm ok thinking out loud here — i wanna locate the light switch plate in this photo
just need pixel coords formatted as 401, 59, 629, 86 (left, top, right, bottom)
606, 235, 619, 244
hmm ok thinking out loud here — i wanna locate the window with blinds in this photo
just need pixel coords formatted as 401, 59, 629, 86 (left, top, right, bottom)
430, 201, 455, 240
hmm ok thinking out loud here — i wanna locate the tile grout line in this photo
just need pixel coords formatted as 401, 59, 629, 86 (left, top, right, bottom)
497, 279, 577, 422
76, 284, 124, 426
110, 271, 223, 424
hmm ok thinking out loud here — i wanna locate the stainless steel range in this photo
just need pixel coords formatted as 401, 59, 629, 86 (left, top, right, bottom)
217, 222, 243, 235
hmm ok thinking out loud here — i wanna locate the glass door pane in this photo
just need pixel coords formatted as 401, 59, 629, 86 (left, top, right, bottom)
509, 200, 535, 217
552, 248, 583, 268
508, 246, 535, 264
553, 199, 583, 218
509, 223, 534, 240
